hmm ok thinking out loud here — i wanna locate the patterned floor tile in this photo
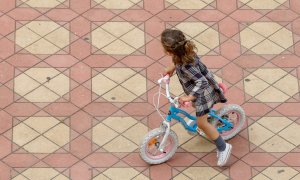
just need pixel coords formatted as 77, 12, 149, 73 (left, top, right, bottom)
12, 168, 69, 180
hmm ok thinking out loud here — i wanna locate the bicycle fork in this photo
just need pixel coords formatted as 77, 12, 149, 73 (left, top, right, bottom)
158, 120, 171, 153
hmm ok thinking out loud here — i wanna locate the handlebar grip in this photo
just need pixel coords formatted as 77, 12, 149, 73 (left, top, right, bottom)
183, 101, 192, 108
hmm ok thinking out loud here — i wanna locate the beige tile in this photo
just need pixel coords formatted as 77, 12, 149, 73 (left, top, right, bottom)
240, 28, 265, 49
211, 174, 229, 180
44, 74, 70, 96
239, 0, 251, 3
24, 86, 60, 102
132, 174, 149, 180
279, 123, 300, 146
260, 135, 295, 152
103, 136, 137, 152
170, 75, 184, 96
102, 39, 135, 55
256, 86, 290, 102
102, 86, 137, 102
175, 22, 209, 37
253, 174, 272, 180
52, 174, 69, 180
262, 167, 298, 180
291, 174, 300, 180
274, 74, 299, 96
15, 27, 41, 48
251, 39, 285, 54
269, 28, 293, 49
123, 123, 148, 144
24, 117, 60, 134
92, 74, 118, 96
181, 136, 215, 152
23, 136, 60, 153
92, 28, 115, 49
182, 167, 219, 180
247, 0, 280, 9
92, 123, 118, 146
103, 117, 137, 133
102, 68, 136, 84
173, 0, 207, 9
194, 28, 219, 49
195, 41, 211, 55
244, 74, 269, 96
100, 0, 135, 9
253, 68, 287, 84
173, 174, 190, 180
93, 174, 110, 180
13, 123, 39, 146
248, 22, 282, 37
44, 124, 70, 146
121, 28, 145, 49
26, 21, 59, 36
26, 38, 61, 54
103, 168, 140, 180
14, 74, 40, 96
101, 22, 134, 38
257, 117, 292, 133
24, 0, 64, 8
248, 123, 274, 146
45, 27, 70, 48
21, 168, 60, 180
25, 68, 60, 83
172, 123, 194, 145
122, 74, 147, 96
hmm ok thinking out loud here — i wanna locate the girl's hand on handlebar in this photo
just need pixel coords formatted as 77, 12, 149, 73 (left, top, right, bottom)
178, 95, 195, 107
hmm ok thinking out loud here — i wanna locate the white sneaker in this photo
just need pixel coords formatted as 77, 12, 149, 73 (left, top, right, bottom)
217, 143, 232, 167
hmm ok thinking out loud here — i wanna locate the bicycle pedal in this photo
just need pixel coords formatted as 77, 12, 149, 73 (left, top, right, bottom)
196, 127, 206, 136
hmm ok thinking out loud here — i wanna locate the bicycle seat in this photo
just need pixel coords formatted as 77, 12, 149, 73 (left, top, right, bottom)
218, 83, 227, 94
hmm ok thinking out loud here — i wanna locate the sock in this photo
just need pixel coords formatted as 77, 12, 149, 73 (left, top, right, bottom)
214, 135, 226, 151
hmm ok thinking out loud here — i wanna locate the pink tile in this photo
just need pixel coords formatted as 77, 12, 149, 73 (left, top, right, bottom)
0, 38, 14, 59
71, 136, 92, 159
267, 10, 298, 22
219, 17, 239, 37
295, 42, 300, 57
6, 54, 41, 67
83, 103, 118, 116
45, 55, 78, 67
201, 153, 217, 166
0, 0, 15, 13
144, 0, 164, 14
148, 111, 164, 129
145, 17, 165, 37
44, 103, 79, 116
0, 136, 11, 159
70, 16, 91, 37
71, 39, 91, 60
290, 0, 300, 16
146, 39, 165, 60
122, 103, 155, 116
230, 10, 263, 22
84, 153, 119, 167
222, 63, 243, 84
0, 86, 13, 108
242, 153, 276, 166
121, 56, 153, 68
46, 9, 78, 21
120, 10, 152, 21
71, 111, 92, 133
193, 10, 226, 21
5, 103, 39, 116
281, 153, 300, 166
122, 153, 149, 167
167, 153, 198, 166
217, 0, 237, 14
0, 15, 15, 36
226, 86, 245, 105
0, 162, 10, 180
83, 9, 115, 21
242, 103, 272, 116
0, 62, 14, 84
70, 0, 90, 14
70, 62, 91, 84
201, 56, 230, 69
146, 62, 165, 82
229, 135, 249, 158
230, 160, 252, 180
83, 55, 116, 68
157, 10, 190, 21
3, 154, 39, 167
7, 8, 41, 20
43, 154, 79, 167
70, 85, 91, 108
234, 55, 267, 68
0, 110, 12, 134
70, 162, 92, 180
292, 18, 300, 36
220, 40, 241, 60
150, 164, 172, 180
276, 103, 300, 116
271, 55, 300, 68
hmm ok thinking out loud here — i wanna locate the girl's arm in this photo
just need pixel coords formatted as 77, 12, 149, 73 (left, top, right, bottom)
164, 64, 176, 76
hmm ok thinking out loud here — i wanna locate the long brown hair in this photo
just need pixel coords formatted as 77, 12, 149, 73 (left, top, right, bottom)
161, 29, 197, 65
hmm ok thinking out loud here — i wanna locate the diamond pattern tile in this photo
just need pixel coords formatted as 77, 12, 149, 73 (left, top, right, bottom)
1, 0, 300, 178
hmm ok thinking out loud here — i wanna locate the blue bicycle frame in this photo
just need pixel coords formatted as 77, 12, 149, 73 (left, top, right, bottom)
165, 105, 234, 133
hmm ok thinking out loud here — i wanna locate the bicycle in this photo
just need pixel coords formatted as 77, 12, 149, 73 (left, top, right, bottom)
139, 75, 246, 164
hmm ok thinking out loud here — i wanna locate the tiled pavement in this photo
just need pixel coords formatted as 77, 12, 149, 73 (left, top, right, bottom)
0, 0, 300, 180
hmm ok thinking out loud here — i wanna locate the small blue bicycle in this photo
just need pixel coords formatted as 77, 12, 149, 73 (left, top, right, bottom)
140, 75, 246, 164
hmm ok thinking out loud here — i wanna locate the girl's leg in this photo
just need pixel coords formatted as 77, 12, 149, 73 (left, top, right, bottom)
196, 114, 219, 140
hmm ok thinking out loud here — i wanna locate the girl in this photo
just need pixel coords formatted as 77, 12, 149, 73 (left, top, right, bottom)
161, 29, 231, 167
